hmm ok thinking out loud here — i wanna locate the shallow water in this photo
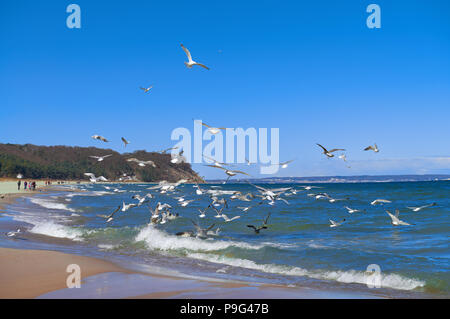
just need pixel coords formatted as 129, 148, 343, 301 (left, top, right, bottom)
1, 181, 449, 298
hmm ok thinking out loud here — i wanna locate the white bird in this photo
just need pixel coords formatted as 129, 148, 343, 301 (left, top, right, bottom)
84, 173, 108, 183
276, 160, 294, 169
364, 143, 379, 153
91, 135, 109, 142
316, 143, 345, 158
6, 229, 21, 237
203, 155, 230, 167
89, 154, 112, 162
205, 165, 250, 183
406, 203, 437, 212
329, 219, 346, 228
180, 199, 196, 207
371, 199, 391, 205
345, 206, 361, 214
220, 214, 241, 222
97, 206, 121, 223
156, 202, 172, 211
386, 210, 411, 226
181, 44, 210, 70
127, 158, 156, 168
194, 184, 204, 195
121, 201, 137, 212
198, 208, 207, 218
200, 122, 226, 135
140, 85, 153, 93
121, 137, 130, 147
170, 150, 186, 164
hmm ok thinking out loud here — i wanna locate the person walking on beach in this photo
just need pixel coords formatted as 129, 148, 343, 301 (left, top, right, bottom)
17, 180, 21, 190
32, 181, 36, 191
24, 181, 27, 190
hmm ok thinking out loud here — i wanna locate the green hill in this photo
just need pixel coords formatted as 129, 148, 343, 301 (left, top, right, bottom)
0, 143, 203, 183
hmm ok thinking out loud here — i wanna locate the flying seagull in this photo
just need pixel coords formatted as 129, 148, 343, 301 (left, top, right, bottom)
386, 210, 411, 226
181, 44, 210, 70
89, 154, 112, 162
121, 137, 130, 147
364, 143, 379, 153
406, 203, 437, 212
371, 199, 391, 205
84, 173, 108, 183
140, 85, 153, 93
220, 214, 241, 222
97, 205, 121, 223
276, 160, 294, 169
91, 135, 109, 142
329, 219, 346, 228
345, 206, 361, 214
247, 213, 271, 234
190, 220, 216, 239
121, 201, 137, 212
201, 122, 226, 135
316, 143, 345, 158
157, 147, 179, 154
205, 165, 250, 183
127, 158, 156, 168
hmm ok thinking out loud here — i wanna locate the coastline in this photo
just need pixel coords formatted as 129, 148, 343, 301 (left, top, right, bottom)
0, 247, 380, 299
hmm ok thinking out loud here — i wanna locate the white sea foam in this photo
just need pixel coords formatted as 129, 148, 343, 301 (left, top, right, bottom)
135, 225, 264, 252
98, 244, 118, 250
30, 197, 76, 212
30, 221, 84, 241
188, 253, 425, 291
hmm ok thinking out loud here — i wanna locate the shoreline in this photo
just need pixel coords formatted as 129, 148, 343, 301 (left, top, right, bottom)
1, 247, 381, 299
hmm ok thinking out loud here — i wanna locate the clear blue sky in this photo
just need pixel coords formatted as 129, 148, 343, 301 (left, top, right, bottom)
1, 1, 449, 179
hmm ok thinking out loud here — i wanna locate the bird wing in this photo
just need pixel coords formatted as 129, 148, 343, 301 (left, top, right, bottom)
247, 225, 257, 230
232, 170, 250, 176
328, 148, 345, 153
364, 146, 374, 151
206, 223, 216, 231
180, 44, 193, 62
205, 164, 227, 171
264, 213, 271, 224
196, 63, 210, 70
89, 156, 100, 159
316, 143, 328, 153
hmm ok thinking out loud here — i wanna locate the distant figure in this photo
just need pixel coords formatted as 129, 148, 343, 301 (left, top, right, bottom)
32, 181, 36, 191
17, 180, 21, 190
24, 181, 28, 190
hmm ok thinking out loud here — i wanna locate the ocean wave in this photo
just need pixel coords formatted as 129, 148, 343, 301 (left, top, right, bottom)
29, 221, 84, 241
188, 253, 425, 291
135, 225, 264, 252
30, 197, 76, 212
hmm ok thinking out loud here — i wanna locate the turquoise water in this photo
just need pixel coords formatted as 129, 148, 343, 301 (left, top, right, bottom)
1, 181, 449, 297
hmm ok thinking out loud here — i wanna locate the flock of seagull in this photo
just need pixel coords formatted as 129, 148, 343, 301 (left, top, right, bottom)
75, 44, 437, 239
89, 173, 438, 240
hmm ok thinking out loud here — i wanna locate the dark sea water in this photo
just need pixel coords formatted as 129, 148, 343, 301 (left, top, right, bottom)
1, 181, 449, 298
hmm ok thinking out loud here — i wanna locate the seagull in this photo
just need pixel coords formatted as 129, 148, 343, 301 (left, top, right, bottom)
329, 219, 346, 228
156, 202, 172, 211
301, 186, 321, 190
140, 85, 153, 93
205, 165, 250, 183
97, 205, 121, 223
203, 155, 231, 167
316, 143, 345, 158
89, 154, 112, 162
194, 184, 205, 195
276, 160, 294, 169
406, 203, 437, 212
121, 201, 137, 212
181, 44, 210, 70
121, 137, 130, 147
247, 213, 271, 234
190, 220, 216, 239
371, 199, 392, 205
6, 229, 22, 237
220, 214, 241, 222
84, 173, 108, 183
91, 135, 109, 142
198, 208, 208, 218
170, 150, 186, 164
127, 158, 156, 168
180, 199, 196, 207
338, 154, 347, 162
157, 147, 179, 154
245, 158, 254, 166
364, 143, 379, 153
200, 122, 226, 135
345, 206, 361, 214
386, 210, 411, 226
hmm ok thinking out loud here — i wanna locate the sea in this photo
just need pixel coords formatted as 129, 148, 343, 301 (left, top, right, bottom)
1, 180, 449, 298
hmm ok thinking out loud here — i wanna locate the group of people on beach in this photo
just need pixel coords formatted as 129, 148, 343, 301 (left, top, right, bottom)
17, 180, 37, 191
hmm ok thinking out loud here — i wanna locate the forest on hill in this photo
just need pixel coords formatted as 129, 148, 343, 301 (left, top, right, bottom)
0, 143, 203, 183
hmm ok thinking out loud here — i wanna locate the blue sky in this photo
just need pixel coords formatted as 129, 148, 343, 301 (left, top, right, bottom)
1, 1, 449, 179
